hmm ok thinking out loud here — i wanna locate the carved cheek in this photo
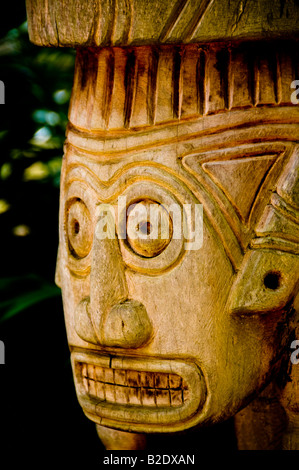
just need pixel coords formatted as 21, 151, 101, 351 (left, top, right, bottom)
125, 223, 235, 358
57, 180, 96, 347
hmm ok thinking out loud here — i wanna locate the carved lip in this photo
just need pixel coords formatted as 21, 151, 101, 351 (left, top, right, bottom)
71, 350, 207, 433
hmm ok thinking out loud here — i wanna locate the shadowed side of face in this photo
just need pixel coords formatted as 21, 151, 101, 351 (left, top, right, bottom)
56, 124, 299, 434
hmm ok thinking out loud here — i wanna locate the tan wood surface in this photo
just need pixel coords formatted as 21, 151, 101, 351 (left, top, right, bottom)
26, 0, 299, 451
26, 0, 299, 47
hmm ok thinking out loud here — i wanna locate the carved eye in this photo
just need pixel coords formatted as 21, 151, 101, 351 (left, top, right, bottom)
126, 200, 173, 258
66, 199, 93, 259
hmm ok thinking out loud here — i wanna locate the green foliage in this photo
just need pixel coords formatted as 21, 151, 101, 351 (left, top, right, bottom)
0, 17, 75, 320
0, 274, 61, 323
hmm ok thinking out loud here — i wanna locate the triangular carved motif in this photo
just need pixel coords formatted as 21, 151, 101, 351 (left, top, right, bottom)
202, 155, 278, 222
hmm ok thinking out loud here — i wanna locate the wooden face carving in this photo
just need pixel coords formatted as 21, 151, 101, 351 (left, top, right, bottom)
56, 123, 299, 434
55, 43, 299, 435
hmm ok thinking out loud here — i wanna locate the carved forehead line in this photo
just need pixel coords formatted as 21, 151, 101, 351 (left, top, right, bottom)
63, 139, 294, 230
63, 159, 223, 227
66, 107, 299, 157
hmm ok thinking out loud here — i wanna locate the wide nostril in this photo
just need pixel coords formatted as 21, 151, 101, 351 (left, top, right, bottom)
75, 297, 99, 345
100, 299, 153, 349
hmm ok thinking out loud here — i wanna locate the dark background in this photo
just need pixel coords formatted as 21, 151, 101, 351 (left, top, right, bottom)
0, 2, 106, 464
0, 2, 239, 465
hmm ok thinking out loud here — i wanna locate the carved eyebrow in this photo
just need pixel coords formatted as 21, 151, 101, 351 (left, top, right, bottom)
64, 160, 188, 203
64, 158, 244, 270
64, 140, 297, 272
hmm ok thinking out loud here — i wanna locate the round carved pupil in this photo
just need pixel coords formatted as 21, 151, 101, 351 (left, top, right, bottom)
66, 199, 93, 259
137, 221, 152, 235
126, 200, 172, 258
72, 219, 80, 235
263, 271, 281, 290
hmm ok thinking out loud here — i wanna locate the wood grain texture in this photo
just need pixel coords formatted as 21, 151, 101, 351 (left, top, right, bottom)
54, 41, 299, 448
69, 42, 299, 131
25, 0, 299, 451
26, 0, 299, 47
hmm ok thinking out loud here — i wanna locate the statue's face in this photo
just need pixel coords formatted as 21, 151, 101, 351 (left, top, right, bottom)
56, 118, 299, 434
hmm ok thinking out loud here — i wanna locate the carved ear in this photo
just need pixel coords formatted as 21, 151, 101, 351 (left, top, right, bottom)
230, 147, 299, 315
228, 249, 299, 316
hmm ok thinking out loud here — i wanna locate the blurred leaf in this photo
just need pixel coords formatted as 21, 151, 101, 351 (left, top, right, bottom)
0, 16, 74, 283
0, 275, 61, 323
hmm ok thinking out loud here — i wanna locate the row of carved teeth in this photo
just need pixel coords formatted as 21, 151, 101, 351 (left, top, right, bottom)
80, 363, 189, 407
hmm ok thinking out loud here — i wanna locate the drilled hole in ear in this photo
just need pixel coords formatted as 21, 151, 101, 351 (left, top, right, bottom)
263, 271, 281, 290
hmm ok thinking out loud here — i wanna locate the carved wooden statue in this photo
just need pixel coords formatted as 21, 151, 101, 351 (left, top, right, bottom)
26, 0, 299, 450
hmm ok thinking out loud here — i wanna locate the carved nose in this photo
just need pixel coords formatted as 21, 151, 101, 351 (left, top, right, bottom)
75, 218, 153, 349
101, 299, 153, 348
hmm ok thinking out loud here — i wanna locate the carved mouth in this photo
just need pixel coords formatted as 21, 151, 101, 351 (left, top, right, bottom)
81, 362, 189, 407
71, 350, 207, 433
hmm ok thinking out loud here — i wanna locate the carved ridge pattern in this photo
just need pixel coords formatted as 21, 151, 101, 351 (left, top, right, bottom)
63, 158, 244, 270
69, 42, 298, 131
66, 155, 286, 271
252, 194, 299, 255
158, 0, 214, 43
158, 0, 190, 42
66, 114, 299, 158
64, 131, 298, 269
272, 193, 299, 226
251, 237, 299, 255
26, 0, 299, 48
25, 0, 299, 451
63, 142, 298, 276
180, 143, 295, 251
26, 0, 214, 47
